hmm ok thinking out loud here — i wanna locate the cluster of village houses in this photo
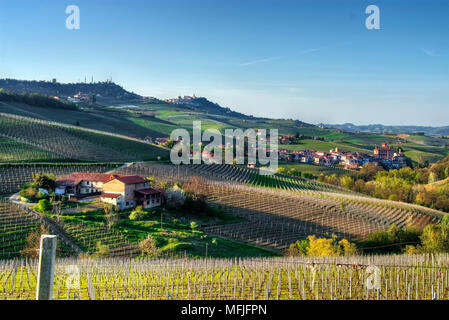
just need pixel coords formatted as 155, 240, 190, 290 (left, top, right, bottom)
164, 95, 198, 105
147, 134, 407, 170
279, 143, 407, 170
55, 173, 164, 211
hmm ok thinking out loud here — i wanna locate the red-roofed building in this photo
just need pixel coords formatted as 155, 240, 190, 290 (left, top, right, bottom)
56, 173, 115, 196
101, 175, 163, 210
134, 188, 165, 209
56, 172, 165, 210
374, 143, 395, 160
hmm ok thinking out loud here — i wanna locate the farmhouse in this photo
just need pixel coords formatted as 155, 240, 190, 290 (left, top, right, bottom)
56, 173, 164, 210
55, 173, 114, 196
101, 175, 164, 210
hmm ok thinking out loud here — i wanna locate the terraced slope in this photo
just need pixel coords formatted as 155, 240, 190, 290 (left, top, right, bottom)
0, 201, 76, 259
188, 164, 352, 194
0, 136, 65, 162
0, 113, 169, 162
114, 163, 443, 252
199, 183, 439, 251
56, 218, 140, 257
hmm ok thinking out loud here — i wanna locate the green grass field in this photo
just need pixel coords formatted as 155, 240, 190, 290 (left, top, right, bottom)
278, 161, 348, 177
56, 208, 277, 258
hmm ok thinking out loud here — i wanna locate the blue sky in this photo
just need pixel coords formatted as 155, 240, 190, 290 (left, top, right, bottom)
0, 0, 448, 126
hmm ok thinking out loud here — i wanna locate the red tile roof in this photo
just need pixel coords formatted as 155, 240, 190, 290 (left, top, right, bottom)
111, 175, 148, 185
135, 188, 163, 195
101, 193, 122, 199
56, 173, 114, 186
55, 177, 80, 187
71, 173, 115, 183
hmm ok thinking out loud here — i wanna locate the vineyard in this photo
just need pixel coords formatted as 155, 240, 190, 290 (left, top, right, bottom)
0, 201, 76, 259
1, 254, 448, 300
114, 163, 443, 252
189, 164, 351, 194
0, 113, 169, 162
0, 163, 122, 194
54, 217, 140, 258
0, 136, 64, 162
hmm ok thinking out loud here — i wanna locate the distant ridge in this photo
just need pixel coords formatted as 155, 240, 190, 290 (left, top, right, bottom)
0, 78, 141, 100
320, 123, 449, 136
176, 96, 257, 120
0, 78, 259, 120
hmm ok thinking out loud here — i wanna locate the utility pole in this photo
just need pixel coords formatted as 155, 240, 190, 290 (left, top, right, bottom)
36, 235, 57, 300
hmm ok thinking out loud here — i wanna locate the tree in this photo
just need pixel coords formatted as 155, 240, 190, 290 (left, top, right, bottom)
306, 235, 342, 257
139, 234, 159, 256
339, 201, 346, 212
338, 239, 358, 256
32, 173, 56, 191
105, 212, 120, 229
20, 225, 49, 258
420, 224, 449, 253
428, 172, 437, 184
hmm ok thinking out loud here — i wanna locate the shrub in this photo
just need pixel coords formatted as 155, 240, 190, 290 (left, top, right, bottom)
129, 206, 146, 221
183, 193, 207, 216
363, 225, 421, 254
105, 212, 121, 229
287, 239, 309, 256
165, 188, 186, 210
93, 241, 111, 258
277, 167, 287, 174
34, 199, 52, 213
190, 221, 198, 231
19, 187, 38, 200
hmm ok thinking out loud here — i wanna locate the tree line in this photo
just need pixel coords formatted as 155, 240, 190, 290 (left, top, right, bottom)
314, 156, 449, 212
0, 89, 78, 110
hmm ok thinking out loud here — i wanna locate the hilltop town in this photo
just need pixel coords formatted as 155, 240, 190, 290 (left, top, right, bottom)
279, 141, 407, 170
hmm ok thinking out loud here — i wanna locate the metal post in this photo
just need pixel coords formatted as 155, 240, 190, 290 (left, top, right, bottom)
36, 235, 57, 300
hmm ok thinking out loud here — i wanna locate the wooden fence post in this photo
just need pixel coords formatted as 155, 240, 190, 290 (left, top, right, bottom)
36, 235, 57, 300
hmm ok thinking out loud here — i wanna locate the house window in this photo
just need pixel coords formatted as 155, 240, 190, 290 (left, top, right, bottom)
147, 200, 150, 205
126, 201, 129, 206
152, 199, 155, 204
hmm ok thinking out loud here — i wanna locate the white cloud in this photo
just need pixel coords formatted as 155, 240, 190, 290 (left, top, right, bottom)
422, 48, 439, 57
239, 56, 281, 67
